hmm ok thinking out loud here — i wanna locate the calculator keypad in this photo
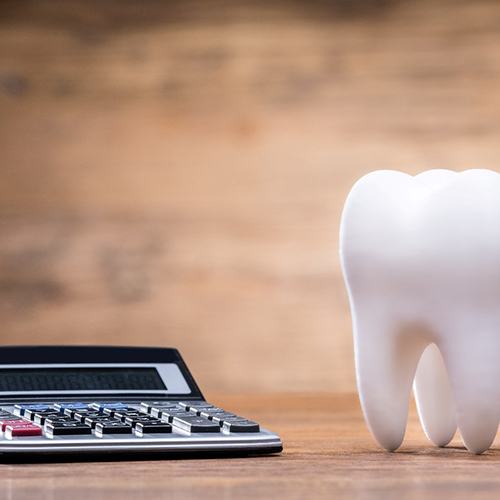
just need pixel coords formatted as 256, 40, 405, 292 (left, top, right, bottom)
0, 401, 260, 441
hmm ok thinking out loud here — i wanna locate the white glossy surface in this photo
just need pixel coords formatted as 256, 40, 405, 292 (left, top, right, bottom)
339, 169, 500, 454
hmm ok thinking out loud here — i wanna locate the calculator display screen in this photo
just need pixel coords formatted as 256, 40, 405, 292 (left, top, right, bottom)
0, 368, 167, 392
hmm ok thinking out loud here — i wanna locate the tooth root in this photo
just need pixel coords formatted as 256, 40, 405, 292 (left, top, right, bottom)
354, 312, 427, 451
414, 344, 456, 447
440, 332, 500, 454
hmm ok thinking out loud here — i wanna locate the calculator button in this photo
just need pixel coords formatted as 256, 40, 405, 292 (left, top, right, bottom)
1, 418, 24, 431
5, 424, 42, 438
150, 408, 164, 418
54, 403, 89, 413
73, 411, 101, 423
198, 407, 225, 414
103, 407, 139, 417
90, 402, 128, 413
94, 421, 132, 436
135, 421, 172, 435
187, 406, 219, 416
139, 402, 151, 413
140, 401, 179, 413
124, 416, 159, 428
113, 411, 143, 422
199, 410, 234, 420
171, 416, 220, 433
151, 407, 186, 419
102, 408, 120, 417
44, 416, 74, 426
31, 410, 60, 425
63, 408, 85, 418
6, 420, 36, 427
147, 402, 184, 408
26, 408, 58, 419
148, 402, 184, 408
178, 402, 212, 411
141, 402, 182, 416
158, 409, 191, 422
45, 422, 92, 436
84, 416, 116, 429
33, 415, 51, 426
14, 404, 50, 416
187, 402, 216, 408
221, 420, 260, 433
207, 413, 238, 424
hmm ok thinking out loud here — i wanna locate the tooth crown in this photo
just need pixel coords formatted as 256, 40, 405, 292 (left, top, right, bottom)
340, 169, 500, 454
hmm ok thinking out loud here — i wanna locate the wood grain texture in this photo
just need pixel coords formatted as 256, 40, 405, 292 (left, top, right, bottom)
0, 393, 499, 500
2, 0, 500, 393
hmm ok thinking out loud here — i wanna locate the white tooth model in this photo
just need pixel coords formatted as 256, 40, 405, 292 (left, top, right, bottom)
339, 169, 500, 454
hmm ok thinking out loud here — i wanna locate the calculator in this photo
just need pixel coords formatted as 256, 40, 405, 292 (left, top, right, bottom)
0, 346, 282, 459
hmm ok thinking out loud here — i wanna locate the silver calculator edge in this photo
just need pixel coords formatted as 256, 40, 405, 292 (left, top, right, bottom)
0, 428, 282, 455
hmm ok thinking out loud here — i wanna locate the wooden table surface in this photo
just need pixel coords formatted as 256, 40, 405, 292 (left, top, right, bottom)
1, 393, 498, 499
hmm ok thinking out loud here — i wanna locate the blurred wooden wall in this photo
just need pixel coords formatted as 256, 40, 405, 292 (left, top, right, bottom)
1, 0, 500, 393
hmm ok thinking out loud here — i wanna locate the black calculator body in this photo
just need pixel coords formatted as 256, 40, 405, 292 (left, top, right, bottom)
0, 346, 282, 459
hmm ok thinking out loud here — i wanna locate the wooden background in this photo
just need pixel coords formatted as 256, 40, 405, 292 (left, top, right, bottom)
2, 0, 500, 394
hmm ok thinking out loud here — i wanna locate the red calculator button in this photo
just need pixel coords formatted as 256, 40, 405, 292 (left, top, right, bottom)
1, 419, 24, 431
5, 424, 42, 437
